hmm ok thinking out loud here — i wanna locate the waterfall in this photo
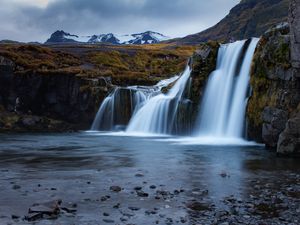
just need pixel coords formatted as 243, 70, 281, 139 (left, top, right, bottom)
126, 65, 191, 134
195, 38, 259, 138
91, 76, 179, 131
91, 38, 258, 139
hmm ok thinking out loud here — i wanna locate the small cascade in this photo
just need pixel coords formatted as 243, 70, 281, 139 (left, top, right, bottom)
126, 66, 191, 134
90, 88, 147, 131
91, 76, 179, 131
195, 38, 259, 138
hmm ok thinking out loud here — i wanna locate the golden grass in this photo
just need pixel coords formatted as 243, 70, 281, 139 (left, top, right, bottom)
0, 43, 196, 83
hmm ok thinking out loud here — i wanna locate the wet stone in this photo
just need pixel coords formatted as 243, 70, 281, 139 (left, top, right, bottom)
103, 219, 115, 223
12, 184, 21, 190
135, 173, 144, 177
186, 201, 212, 211
11, 215, 20, 219
101, 196, 108, 202
25, 199, 63, 222
110, 186, 122, 192
120, 217, 127, 222
113, 203, 120, 209
129, 206, 140, 211
137, 190, 149, 197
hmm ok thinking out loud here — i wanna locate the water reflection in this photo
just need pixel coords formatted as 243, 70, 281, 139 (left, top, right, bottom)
0, 132, 298, 196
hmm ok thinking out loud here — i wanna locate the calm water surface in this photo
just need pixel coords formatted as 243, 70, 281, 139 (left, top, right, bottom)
0, 132, 299, 224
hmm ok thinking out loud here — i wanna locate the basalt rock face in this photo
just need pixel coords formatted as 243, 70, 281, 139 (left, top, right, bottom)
0, 57, 111, 131
289, 0, 300, 69
188, 42, 219, 125
277, 0, 300, 156
247, 21, 300, 156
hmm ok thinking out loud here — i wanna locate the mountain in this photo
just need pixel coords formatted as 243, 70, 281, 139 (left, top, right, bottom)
126, 31, 169, 44
0, 40, 20, 44
45, 30, 169, 45
88, 33, 120, 44
45, 30, 90, 43
88, 31, 169, 44
171, 0, 289, 45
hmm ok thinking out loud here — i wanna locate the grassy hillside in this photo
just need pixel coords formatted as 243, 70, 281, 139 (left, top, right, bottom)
0, 43, 196, 85
171, 0, 289, 45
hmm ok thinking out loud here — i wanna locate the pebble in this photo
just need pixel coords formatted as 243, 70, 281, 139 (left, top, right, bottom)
137, 191, 149, 197
103, 219, 114, 223
128, 206, 140, 211
135, 173, 144, 177
110, 186, 122, 192
134, 186, 142, 191
11, 215, 20, 219
12, 184, 21, 190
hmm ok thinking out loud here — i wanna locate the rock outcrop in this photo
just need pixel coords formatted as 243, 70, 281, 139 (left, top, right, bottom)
289, 0, 300, 69
0, 43, 193, 132
0, 56, 112, 131
277, 107, 300, 155
188, 42, 219, 123
247, 4, 300, 156
276, 0, 300, 155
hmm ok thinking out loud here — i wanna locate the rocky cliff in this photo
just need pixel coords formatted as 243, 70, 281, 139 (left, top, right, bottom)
171, 0, 289, 45
0, 56, 111, 131
277, 0, 300, 155
246, 2, 300, 156
0, 44, 193, 132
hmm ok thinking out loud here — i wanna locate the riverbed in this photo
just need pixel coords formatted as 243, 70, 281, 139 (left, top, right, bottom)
0, 132, 299, 225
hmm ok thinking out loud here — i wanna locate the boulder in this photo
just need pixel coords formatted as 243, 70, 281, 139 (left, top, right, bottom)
277, 109, 300, 156
19, 116, 41, 127
289, 0, 300, 69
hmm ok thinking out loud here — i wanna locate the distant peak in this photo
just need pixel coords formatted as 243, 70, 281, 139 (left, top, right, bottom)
45, 30, 170, 45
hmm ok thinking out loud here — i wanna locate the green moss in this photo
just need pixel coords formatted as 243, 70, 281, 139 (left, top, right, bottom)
0, 43, 195, 85
247, 33, 292, 128
88, 51, 129, 71
0, 44, 80, 71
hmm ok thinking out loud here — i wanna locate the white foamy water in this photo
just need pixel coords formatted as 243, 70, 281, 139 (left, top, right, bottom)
91, 75, 179, 131
195, 38, 259, 138
126, 66, 191, 134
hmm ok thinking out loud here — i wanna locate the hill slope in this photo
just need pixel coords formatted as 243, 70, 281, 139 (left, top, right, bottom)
172, 0, 289, 45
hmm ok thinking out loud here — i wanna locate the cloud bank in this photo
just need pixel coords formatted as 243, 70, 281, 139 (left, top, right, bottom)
0, 0, 239, 42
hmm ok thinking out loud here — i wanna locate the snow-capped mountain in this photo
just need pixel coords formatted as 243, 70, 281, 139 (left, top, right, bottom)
45, 30, 170, 45
126, 31, 170, 44
88, 33, 121, 44
45, 30, 90, 43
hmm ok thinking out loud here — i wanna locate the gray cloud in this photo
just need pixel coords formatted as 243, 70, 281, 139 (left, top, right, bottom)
0, 0, 239, 42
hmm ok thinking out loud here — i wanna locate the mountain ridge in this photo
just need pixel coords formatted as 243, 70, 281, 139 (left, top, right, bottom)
169, 0, 289, 45
45, 30, 170, 45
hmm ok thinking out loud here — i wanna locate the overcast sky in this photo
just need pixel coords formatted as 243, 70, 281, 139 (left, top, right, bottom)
0, 0, 239, 42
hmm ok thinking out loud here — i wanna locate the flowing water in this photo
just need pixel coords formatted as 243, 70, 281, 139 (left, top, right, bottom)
1, 39, 298, 225
92, 39, 259, 141
126, 66, 191, 134
91, 76, 179, 131
195, 38, 259, 138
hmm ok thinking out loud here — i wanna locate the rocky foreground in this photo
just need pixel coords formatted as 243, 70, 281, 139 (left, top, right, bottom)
0, 133, 299, 225
2, 171, 299, 225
